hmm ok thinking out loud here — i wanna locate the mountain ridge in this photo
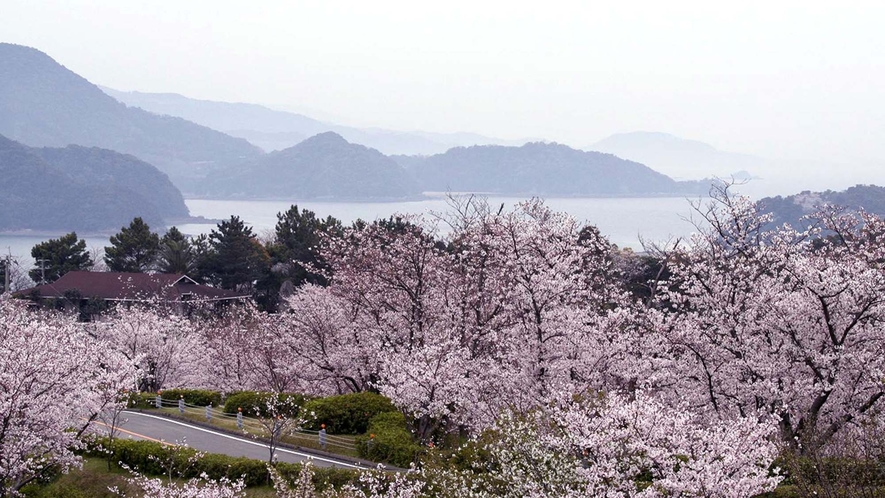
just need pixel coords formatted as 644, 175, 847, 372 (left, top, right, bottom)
4, 44, 717, 202
101, 87, 531, 155
759, 184, 885, 229
395, 141, 708, 197
0, 43, 263, 193
207, 132, 423, 200
0, 134, 189, 232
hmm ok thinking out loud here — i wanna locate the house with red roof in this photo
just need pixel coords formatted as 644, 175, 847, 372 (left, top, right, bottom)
21, 271, 250, 318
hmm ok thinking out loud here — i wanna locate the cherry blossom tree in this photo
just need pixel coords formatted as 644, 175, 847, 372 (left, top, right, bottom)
279, 200, 632, 440
277, 284, 370, 395
200, 302, 325, 393
0, 298, 136, 497
311, 215, 468, 438
429, 392, 781, 498
112, 468, 246, 498
199, 305, 259, 392
449, 199, 626, 411
92, 305, 206, 392
244, 394, 308, 463
372, 200, 630, 434
645, 187, 885, 452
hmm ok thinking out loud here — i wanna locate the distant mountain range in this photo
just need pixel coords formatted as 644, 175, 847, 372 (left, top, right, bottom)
395, 142, 709, 196
759, 184, 885, 229
0, 134, 188, 232
203, 131, 706, 200
0, 43, 262, 192
588, 132, 763, 181
100, 87, 529, 156
207, 132, 422, 200
0, 43, 721, 210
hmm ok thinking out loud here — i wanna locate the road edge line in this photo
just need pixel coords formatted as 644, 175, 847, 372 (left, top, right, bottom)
124, 411, 365, 469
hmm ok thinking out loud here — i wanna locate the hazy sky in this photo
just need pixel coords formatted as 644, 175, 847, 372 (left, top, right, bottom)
3, 1, 884, 167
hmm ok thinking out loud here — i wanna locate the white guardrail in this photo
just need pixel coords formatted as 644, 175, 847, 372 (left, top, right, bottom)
146, 397, 358, 453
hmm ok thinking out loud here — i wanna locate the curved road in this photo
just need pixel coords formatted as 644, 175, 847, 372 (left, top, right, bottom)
100, 411, 368, 469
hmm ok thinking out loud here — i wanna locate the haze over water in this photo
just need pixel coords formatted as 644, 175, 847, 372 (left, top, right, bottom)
180, 196, 702, 250
0, 196, 702, 267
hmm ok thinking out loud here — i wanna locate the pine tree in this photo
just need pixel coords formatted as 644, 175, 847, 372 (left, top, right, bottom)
205, 216, 269, 292
272, 206, 342, 274
156, 226, 197, 275
104, 217, 160, 273
29, 232, 93, 283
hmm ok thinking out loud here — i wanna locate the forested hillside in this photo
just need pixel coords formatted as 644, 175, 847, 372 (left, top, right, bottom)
0, 134, 188, 232
210, 132, 422, 200
34, 145, 188, 220
759, 184, 885, 228
396, 141, 707, 196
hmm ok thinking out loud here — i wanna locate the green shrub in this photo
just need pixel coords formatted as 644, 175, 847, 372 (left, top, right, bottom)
197, 453, 272, 487
303, 392, 398, 435
223, 391, 312, 418
84, 437, 360, 488
19, 460, 128, 498
23, 481, 98, 498
88, 438, 184, 476
160, 388, 222, 407
275, 464, 360, 492
124, 391, 157, 409
356, 412, 423, 468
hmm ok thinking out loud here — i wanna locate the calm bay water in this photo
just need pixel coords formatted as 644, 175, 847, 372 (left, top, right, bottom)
0, 196, 705, 269
178, 195, 704, 249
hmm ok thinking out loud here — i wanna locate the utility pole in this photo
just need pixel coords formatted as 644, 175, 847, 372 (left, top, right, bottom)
35, 258, 49, 285
2, 254, 8, 294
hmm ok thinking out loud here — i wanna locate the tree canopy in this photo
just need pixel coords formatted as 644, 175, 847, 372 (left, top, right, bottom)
104, 217, 161, 273
29, 232, 93, 283
156, 226, 197, 275
205, 215, 269, 292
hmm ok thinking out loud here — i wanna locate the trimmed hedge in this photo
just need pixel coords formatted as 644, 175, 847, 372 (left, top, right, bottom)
85, 437, 358, 488
124, 391, 157, 409
159, 389, 222, 407
356, 412, 423, 468
223, 391, 313, 418
303, 392, 398, 435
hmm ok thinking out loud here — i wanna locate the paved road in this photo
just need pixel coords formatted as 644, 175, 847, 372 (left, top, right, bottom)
97, 411, 367, 469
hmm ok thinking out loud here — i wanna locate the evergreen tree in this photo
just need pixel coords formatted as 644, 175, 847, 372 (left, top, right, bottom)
205, 216, 269, 292
104, 217, 160, 273
156, 226, 197, 275
189, 233, 213, 284
29, 232, 93, 283
255, 205, 343, 311
270, 205, 342, 285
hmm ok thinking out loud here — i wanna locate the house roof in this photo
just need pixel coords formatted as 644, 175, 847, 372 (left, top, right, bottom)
23, 271, 251, 302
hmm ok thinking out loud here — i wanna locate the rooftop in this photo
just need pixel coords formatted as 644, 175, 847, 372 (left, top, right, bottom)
23, 271, 251, 302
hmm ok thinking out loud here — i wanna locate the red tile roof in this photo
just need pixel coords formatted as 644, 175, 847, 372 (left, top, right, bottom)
24, 271, 250, 302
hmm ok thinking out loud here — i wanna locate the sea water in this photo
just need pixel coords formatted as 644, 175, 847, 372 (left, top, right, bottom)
1, 195, 706, 269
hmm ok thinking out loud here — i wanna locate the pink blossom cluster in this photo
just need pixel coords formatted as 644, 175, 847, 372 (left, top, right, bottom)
6, 190, 885, 496
0, 298, 136, 496
646, 190, 885, 452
